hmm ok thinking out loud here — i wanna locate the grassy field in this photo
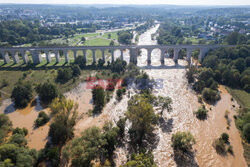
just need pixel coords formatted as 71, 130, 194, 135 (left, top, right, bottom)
226, 87, 250, 109
83, 38, 111, 46
103, 32, 118, 41
0, 66, 94, 100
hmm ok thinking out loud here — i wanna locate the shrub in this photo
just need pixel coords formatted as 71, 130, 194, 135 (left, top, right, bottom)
35, 111, 50, 127
213, 138, 226, 154
12, 127, 28, 136
227, 145, 233, 154
171, 131, 196, 152
195, 105, 208, 120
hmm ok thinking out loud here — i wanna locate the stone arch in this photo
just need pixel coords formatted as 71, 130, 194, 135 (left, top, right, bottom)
151, 48, 161, 66
85, 49, 94, 65
114, 49, 122, 61
137, 48, 148, 67
191, 48, 201, 64
179, 48, 187, 59
123, 48, 130, 64
164, 48, 175, 66
95, 49, 104, 66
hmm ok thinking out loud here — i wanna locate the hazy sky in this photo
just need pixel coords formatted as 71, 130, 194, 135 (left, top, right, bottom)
0, 0, 249, 5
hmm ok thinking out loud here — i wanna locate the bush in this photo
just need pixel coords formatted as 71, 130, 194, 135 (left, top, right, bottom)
35, 111, 50, 127
243, 123, 250, 143
11, 82, 33, 108
195, 105, 208, 120
213, 138, 226, 154
36, 82, 58, 104
13, 127, 28, 136
221, 133, 229, 143
171, 131, 196, 152
202, 88, 220, 104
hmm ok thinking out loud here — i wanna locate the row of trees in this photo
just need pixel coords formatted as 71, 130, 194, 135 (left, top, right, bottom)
11, 81, 59, 109
187, 45, 250, 104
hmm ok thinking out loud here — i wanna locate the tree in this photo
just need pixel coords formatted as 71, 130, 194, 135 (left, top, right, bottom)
62, 126, 106, 166
49, 98, 78, 145
0, 114, 12, 143
108, 33, 111, 39
171, 131, 196, 152
0, 144, 37, 166
226, 32, 239, 45
109, 40, 115, 46
71, 64, 81, 77
202, 55, 219, 69
110, 59, 127, 74
126, 95, 158, 146
194, 105, 208, 120
57, 68, 73, 82
11, 82, 33, 108
8, 134, 27, 147
202, 88, 220, 104
74, 55, 86, 69
243, 123, 250, 143
118, 31, 132, 45
81, 37, 86, 43
92, 85, 105, 114
35, 82, 58, 104
158, 96, 172, 116
234, 58, 246, 73
221, 133, 229, 143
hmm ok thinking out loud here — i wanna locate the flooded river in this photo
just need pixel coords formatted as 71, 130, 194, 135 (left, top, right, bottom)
0, 24, 247, 167
135, 24, 247, 167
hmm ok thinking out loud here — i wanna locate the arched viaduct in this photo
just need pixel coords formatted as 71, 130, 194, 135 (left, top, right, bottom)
0, 45, 234, 66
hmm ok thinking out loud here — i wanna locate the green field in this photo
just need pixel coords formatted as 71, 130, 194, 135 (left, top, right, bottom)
83, 38, 111, 46
0, 66, 94, 100
103, 32, 118, 40
226, 87, 250, 109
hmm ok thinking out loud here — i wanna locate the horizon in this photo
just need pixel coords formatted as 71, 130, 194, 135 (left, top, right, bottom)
0, 0, 249, 6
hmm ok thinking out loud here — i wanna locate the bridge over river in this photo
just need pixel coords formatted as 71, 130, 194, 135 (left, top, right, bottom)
0, 45, 234, 66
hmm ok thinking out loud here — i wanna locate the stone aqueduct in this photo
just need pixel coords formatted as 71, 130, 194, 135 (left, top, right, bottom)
0, 45, 233, 66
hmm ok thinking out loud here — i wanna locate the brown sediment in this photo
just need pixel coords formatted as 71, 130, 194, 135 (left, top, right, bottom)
0, 98, 49, 150
194, 86, 247, 167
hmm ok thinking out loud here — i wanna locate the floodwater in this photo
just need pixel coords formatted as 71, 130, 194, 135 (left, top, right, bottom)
135, 24, 247, 167
0, 98, 49, 150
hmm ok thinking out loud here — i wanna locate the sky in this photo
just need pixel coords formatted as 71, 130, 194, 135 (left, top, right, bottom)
0, 0, 249, 5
